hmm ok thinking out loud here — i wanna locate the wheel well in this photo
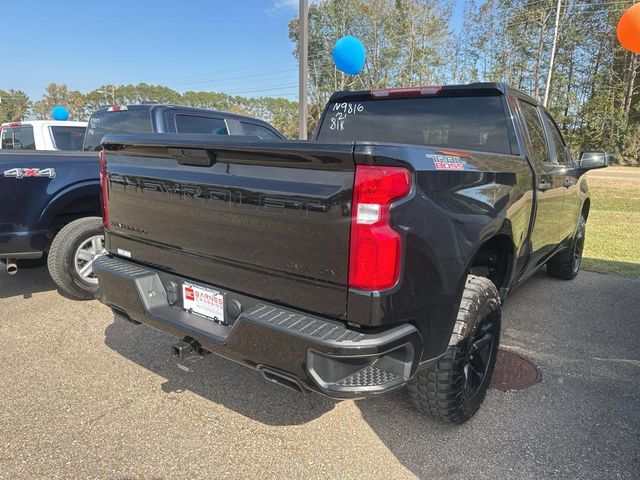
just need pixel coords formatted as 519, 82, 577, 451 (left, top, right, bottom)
581, 199, 590, 220
469, 234, 514, 292
49, 195, 101, 235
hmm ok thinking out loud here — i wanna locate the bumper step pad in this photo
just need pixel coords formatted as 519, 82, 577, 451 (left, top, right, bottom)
336, 365, 401, 387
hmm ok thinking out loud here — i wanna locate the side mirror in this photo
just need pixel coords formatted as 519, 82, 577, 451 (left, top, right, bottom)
579, 151, 611, 170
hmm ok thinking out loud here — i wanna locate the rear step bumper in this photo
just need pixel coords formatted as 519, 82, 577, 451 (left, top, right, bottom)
93, 255, 423, 398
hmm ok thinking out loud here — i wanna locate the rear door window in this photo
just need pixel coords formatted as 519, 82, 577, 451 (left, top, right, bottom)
175, 115, 228, 135
542, 112, 570, 165
50, 126, 86, 151
519, 101, 550, 163
1, 125, 35, 150
240, 122, 281, 139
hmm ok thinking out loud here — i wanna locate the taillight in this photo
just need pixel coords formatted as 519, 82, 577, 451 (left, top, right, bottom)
99, 149, 109, 230
349, 165, 411, 291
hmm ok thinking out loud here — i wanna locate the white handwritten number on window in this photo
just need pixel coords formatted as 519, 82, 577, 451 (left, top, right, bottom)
329, 102, 364, 131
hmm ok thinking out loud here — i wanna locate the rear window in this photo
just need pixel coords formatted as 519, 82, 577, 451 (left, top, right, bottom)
317, 95, 512, 154
175, 115, 228, 135
1, 125, 35, 150
84, 108, 152, 151
50, 126, 86, 151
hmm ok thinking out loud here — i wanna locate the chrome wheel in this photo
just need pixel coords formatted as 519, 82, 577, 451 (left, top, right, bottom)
73, 235, 106, 285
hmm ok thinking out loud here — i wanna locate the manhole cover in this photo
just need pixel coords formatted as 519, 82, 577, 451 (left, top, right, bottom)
490, 349, 541, 391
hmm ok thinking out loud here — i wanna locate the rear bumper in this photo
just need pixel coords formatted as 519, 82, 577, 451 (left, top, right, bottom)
93, 255, 423, 398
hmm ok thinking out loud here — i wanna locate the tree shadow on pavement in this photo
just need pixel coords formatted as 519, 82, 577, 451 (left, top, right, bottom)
0, 265, 57, 299
103, 317, 337, 426
581, 257, 640, 278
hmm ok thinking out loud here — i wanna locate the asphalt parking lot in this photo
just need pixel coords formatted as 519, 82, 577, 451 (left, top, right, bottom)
1, 267, 638, 479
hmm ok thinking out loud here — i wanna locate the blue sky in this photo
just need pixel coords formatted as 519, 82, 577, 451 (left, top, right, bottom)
2, 0, 464, 101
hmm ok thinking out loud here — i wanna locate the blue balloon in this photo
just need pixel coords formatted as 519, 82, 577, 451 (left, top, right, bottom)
51, 106, 69, 121
332, 36, 366, 75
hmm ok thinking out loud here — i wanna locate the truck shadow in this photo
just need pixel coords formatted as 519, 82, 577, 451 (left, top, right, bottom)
0, 265, 57, 299
103, 313, 468, 476
100, 272, 551, 435
355, 392, 466, 478
103, 317, 337, 426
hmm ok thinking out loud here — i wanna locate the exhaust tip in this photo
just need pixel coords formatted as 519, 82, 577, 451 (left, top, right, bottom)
5, 259, 17, 275
260, 367, 306, 394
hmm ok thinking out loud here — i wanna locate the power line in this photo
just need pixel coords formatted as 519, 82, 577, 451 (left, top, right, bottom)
505, 0, 630, 24
166, 60, 296, 80
505, 2, 629, 28
169, 52, 330, 87
223, 84, 299, 95
175, 69, 297, 87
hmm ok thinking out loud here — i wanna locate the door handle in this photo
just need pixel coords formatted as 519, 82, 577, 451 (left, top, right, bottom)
537, 181, 551, 192
168, 148, 216, 167
563, 178, 576, 188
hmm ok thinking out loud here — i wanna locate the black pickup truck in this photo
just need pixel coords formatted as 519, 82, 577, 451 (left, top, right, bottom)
93, 83, 608, 423
0, 105, 285, 299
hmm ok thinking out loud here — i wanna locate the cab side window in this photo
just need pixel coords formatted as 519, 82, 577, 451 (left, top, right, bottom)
175, 115, 228, 135
240, 122, 281, 140
543, 113, 570, 165
519, 101, 550, 163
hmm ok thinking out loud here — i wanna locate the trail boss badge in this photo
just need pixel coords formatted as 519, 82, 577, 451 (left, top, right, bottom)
427, 154, 465, 170
3, 168, 56, 179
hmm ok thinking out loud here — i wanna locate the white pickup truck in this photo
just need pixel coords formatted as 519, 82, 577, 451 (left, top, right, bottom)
0, 120, 87, 151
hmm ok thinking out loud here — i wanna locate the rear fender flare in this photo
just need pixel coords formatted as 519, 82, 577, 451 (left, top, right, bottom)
36, 180, 100, 229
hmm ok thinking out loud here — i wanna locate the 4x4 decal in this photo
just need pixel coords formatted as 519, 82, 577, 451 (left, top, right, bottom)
3, 168, 56, 179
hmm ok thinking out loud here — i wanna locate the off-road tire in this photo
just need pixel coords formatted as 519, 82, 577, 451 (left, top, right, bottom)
408, 275, 501, 424
546, 214, 586, 280
47, 217, 103, 300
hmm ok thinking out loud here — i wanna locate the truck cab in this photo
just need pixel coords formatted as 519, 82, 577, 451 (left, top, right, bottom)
0, 120, 87, 151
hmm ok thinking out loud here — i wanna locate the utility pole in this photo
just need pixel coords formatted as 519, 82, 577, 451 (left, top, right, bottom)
97, 83, 116, 105
298, 0, 308, 140
543, 0, 562, 107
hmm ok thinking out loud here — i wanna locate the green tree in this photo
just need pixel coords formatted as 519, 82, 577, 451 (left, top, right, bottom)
289, 0, 453, 133
32, 83, 86, 120
0, 89, 31, 122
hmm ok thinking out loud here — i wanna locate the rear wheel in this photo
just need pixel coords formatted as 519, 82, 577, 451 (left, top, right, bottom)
547, 214, 586, 280
408, 275, 501, 424
47, 217, 105, 300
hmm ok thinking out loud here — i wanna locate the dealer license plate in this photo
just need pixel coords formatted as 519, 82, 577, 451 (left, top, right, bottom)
182, 282, 225, 324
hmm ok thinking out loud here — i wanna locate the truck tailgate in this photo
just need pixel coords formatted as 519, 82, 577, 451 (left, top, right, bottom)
102, 135, 355, 319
